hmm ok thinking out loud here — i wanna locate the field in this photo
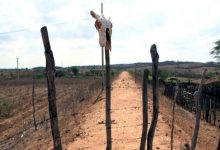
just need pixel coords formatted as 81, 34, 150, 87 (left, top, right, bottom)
0, 76, 102, 149
0, 64, 220, 149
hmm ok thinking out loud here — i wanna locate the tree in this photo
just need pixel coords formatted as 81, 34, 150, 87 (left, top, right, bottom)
210, 40, 220, 61
70, 66, 79, 76
158, 69, 169, 81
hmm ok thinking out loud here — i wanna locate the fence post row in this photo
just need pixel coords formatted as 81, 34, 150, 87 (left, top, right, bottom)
41, 26, 62, 150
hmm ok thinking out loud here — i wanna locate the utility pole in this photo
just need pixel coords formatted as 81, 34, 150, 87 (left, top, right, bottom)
101, 3, 105, 89
16, 57, 19, 80
135, 64, 137, 83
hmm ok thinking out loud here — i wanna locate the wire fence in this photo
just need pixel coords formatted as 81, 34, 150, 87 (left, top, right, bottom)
164, 81, 220, 127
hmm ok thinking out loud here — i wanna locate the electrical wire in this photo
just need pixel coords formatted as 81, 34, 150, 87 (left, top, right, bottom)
0, 20, 77, 35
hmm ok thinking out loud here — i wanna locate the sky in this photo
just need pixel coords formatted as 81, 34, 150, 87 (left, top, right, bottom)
0, 0, 220, 68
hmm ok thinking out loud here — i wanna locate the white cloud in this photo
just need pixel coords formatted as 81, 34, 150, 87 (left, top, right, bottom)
0, 0, 220, 68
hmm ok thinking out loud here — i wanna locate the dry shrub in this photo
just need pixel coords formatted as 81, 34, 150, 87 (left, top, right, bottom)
0, 100, 13, 117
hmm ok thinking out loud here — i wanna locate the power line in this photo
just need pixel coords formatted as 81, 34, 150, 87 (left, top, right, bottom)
0, 20, 80, 35
0, 29, 29, 35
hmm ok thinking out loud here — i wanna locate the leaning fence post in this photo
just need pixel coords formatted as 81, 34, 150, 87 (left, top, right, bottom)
147, 44, 159, 150
171, 83, 179, 150
32, 71, 37, 131
190, 69, 207, 150
140, 69, 149, 150
41, 26, 62, 150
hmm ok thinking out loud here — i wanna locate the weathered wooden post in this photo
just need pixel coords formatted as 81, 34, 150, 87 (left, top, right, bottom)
171, 83, 179, 150
190, 69, 207, 150
213, 97, 216, 126
209, 98, 213, 124
32, 71, 37, 131
217, 135, 220, 150
140, 69, 149, 150
101, 3, 105, 89
147, 44, 159, 150
105, 47, 112, 150
205, 98, 209, 122
41, 26, 62, 150
202, 98, 205, 120
90, 4, 113, 149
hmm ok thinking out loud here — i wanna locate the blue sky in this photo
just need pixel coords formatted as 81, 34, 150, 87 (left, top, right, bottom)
0, 0, 220, 68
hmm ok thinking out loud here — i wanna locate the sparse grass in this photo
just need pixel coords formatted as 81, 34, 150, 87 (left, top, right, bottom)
0, 100, 13, 117
0, 76, 103, 149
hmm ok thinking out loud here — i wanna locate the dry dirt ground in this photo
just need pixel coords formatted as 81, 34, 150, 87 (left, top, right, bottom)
1, 72, 219, 149
67, 71, 220, 150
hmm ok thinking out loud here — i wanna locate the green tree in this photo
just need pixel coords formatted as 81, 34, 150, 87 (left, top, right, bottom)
158, 69, 169, 81
210, 39, 220, 61
70, 66, 79, 75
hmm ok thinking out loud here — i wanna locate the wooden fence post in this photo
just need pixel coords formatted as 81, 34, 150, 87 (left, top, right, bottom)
140, 69, 149, 150
202, 98, 205, 120
213, 98, 216, 126
41, 26, 62, 150
171, 83, 179, 150
147, 44, 159, 150
205, 98, 209, 122
217, 135, 220, 150
105, 48, 112, 150
32, 72, 37, 131
209, 98, 212, 123
190, 69, 207, 150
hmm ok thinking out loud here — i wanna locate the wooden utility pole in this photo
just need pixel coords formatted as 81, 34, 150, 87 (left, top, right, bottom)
140, 69, 149, 150
147, 44, 159, 150
135, 64, 137, 83
171, 83, 179, 150
16, 57, 19, 80
190, 69, 207, 150
41, 26, 62, 150
99, 3, 112, 149
32, 71, 37, 131
101, 3, 105, 89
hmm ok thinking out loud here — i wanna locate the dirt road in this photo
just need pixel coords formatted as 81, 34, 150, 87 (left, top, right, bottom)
67, 71, 219, 150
